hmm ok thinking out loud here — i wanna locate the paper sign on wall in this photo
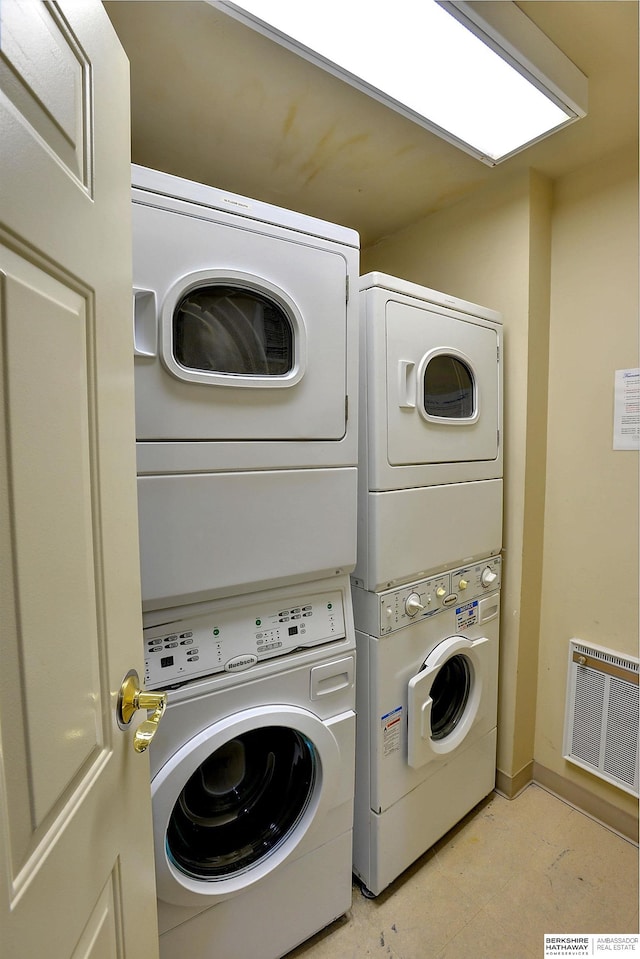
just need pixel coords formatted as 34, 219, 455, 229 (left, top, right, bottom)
613, 368, 639, 450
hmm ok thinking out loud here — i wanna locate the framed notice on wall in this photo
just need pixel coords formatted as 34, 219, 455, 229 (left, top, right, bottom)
613, 368, 640, 450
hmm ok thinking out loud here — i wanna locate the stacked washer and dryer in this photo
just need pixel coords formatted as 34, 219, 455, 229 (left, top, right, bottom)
130, 170, 505, 944
130, 166, 360, 959
350, 273, 504, 897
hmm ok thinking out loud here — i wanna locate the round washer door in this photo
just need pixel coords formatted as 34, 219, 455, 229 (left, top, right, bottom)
152, 704, 341, 906
406, 634, 491, 770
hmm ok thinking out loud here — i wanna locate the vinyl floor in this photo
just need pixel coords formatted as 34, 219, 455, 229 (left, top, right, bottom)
285, 784, 639, 959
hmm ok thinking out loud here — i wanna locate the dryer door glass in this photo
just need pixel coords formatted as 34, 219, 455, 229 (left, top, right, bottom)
430, 654, 471, 740
173, 285, 294, 377
166, 726, 316, 880
423, 354, 475, 419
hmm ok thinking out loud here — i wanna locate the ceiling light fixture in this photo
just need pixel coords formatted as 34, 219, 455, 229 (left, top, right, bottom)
213, 0, 587, 166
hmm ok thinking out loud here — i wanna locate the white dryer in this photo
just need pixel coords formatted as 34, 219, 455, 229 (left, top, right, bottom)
142, 576, 356, 959
352, 272, 503, 591
351, 556, 501, 897
131, 165, 360, 610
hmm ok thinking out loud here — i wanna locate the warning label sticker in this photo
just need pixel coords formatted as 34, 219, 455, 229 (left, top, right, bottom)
456, 600, 479, 631
381, 706, 403, 756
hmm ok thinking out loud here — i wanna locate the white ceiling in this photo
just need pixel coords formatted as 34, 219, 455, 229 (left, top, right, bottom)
105, 1, 638, 246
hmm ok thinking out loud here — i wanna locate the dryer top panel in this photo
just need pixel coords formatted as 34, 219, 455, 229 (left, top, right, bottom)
360, 272, 502, 326
132, 164, 360, 249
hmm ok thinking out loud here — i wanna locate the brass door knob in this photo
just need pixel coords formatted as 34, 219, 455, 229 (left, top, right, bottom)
117, 669, 167, 753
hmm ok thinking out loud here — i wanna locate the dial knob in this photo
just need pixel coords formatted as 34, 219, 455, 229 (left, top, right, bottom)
405, 593, 424, 616
435, 586, 446, 599
481, 567, 498, 587
459, 578, 468, 590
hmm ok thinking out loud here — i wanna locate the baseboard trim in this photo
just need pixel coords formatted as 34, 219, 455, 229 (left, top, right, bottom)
532, 762, 638, 844
496, 763, 638, 844
495, 762, 534, 800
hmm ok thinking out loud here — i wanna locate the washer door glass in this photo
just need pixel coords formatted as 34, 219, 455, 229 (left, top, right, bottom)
406, 634, 490, 770
166, 726, 316, 880
173, 285, 294, 377
429, 654, 472, 740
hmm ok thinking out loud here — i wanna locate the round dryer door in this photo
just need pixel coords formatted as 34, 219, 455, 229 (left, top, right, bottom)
406, 634, 492, 770
152, 704, 341, 906
160, 269, 306, 389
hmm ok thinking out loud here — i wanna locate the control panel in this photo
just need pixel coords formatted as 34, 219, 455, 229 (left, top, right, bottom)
378, 557, 501, 635
452, 556, 502, 595
144, 589, 345, 689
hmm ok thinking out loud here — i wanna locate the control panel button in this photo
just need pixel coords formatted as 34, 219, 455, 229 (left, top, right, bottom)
458, 579, 468, 590
436, 586, 446, 599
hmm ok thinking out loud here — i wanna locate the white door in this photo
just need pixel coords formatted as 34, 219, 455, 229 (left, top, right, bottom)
406, 635, 490, 770
132, 195, 352, 443
0, 2, 159, 956
385, 299, 500, 466
151, 704, 343, 907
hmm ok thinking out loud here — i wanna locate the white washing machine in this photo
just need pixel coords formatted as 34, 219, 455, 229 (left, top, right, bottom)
131, 165, 360, 610
352, 272, 503, 591
351, 555, 501, 897
142, 576, 356, 959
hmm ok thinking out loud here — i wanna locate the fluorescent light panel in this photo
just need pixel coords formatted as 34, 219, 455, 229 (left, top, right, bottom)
215, 0, 587, 165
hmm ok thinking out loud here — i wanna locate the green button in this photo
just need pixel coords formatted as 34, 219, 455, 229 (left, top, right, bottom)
256, 619, 261, 626
327, 603, 333, 610
213, 628, 220, 636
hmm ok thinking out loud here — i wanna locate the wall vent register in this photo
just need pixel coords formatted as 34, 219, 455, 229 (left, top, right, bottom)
564, 639, 639, 797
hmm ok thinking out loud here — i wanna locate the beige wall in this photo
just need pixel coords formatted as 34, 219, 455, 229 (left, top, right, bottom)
362, 145, 639, 822
536, 146, 638, 819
